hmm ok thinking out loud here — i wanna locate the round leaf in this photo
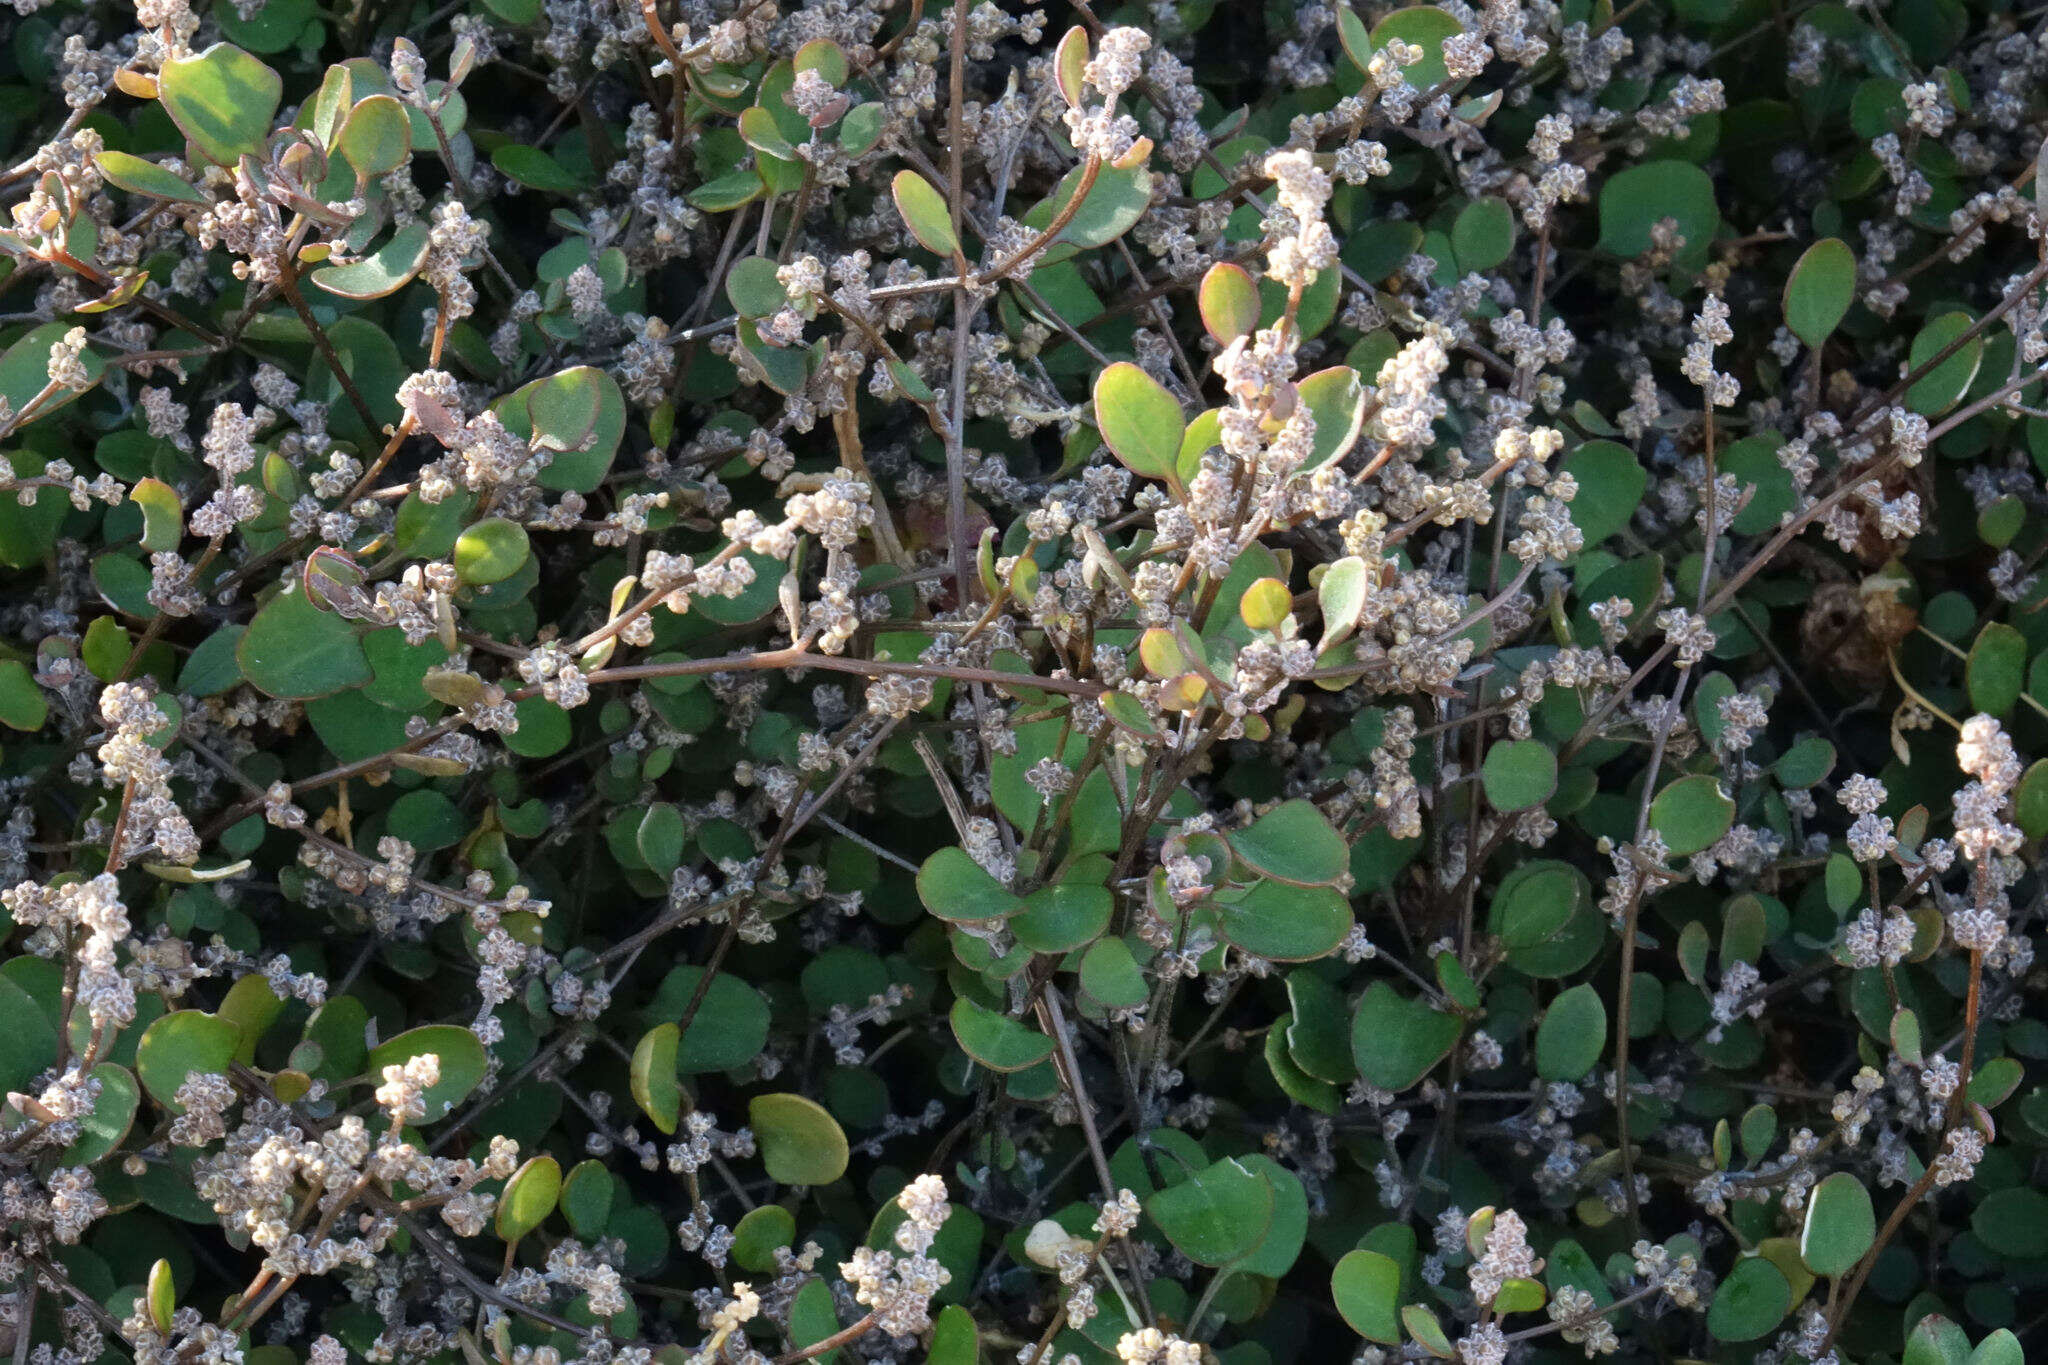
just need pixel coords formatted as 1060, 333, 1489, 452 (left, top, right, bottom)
1706, 1256, 1792, 1341
159, 43, 282, 167
1333, 1249, 1403, 1344
1199, 261, 1261, 343
629, 1022, 682, 1134
1906, 310, 1983, 416
1966, 622, 2025, 717
1561, 441, 1647, 547
1215, 880, 1353, 961
1800, 1172, 1875, 1277
1482, 739, 1558, 813
497, 1155, 562, 1241
1351, 982, 1462, 1092
1144, 1157, 1275, 1267
94, 150, 206, 205
338, 94, 410, 178
892, 170, 960, 257
365, 1024, 487, 1123
136, 1010, 239, 1110
310, 221, 431, 301
1011, 881, 1113, 954
917, 846, 1021, 921
1534, 983, 1607, 1081
1094, 362, 1185, 482
1452, 197, 1516, 274
1227, 799, 1348, 886
1783, 238, 1855, 350
238, 589, 372, 700
1598, 160, 1719, 262
1970, 1187, 2048, 1258
454, 517, 532, 586
949, 998, 1054, 1072
1650, 774, 1735, 857
732, 1205, 797, 1272
749, 1092, 849, 1186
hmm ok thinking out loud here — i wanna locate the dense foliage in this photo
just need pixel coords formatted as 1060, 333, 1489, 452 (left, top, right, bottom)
2, 0, 2048, 1361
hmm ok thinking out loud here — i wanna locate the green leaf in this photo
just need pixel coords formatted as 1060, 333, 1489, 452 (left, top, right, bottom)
732, 1205, 797, 1273
1286, 973, 1357, 1083
1020, 161, 1154, 260
629, 1022, 682, 1134
1966, 621, 2026, 717
338, 94, 410, 178
148, 1258, 175, 1334
949, 997, 1054, 1072
0, 975, 60, 1095
1011, 880, 1113, 954
454, 517, 533, 586
1351, 982, 1462, 1091
1297, 366, 1370, 471
1332, 1249, 1403, 1344
1227, 798, 1348, 885
1906, 310, 1984, 416
1145, 1157, 1275, 1267
1905, 1316, 1972, 1365
1366, 5, 1465, 89
1319, 557, 1371, 648
131, 477, 184, 553
494, 366, 626, 493
493, 144, 587, 194
94, 150, 206, 204
159, 43, 282, 167
789, 1278, 844, 1364
1971, 1187, 2048, 1258
310, 221, 431, 300
645, 966, 770, 1072
1266, 1022, 1340, 1113
1534, 984, 1607, 1080
1775, 736, 1836, 789
1214, 879, 1353, 961
1783, 238, 1855, 350
1650, 774, 1735, 856
1723, 434, 1796, 535
636, 802, 686, 876
1561, 441, 1648, 547
1200, 261, 1261, 343
2015, 759, 2048, 839
136, 1010, 239, 1109
1094, 362, 1185, 481
928, 1305, 979, 1365
726, 256, 789, 317
1969, 1330, 2024, 1365
1079, 938, 1148, 1008
365, 1024, 488, 1122
749, 1092, 849, 1185
218, 974, 283, 1064
1800, 1171, 1875, 1277
559, 1160, 615, 1239
917, 846, 1021, 921
1706, 1256, 1792, 1341
0, 659, 48, 731
239, 589, 371, 700
1403, 1303, 1455, 1358
1452, 197, 1516, 274
892, 170, 960, 256
496, 1155, 561, 1241
1482, 739, 1558, 813
1597, 160, 1719, 263
63, 1063, 139, 1164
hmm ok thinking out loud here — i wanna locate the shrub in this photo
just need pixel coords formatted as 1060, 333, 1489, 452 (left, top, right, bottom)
1, 0, 2045, 1362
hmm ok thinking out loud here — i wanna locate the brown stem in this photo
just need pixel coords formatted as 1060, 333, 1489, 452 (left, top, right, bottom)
278, 269, 382, 438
